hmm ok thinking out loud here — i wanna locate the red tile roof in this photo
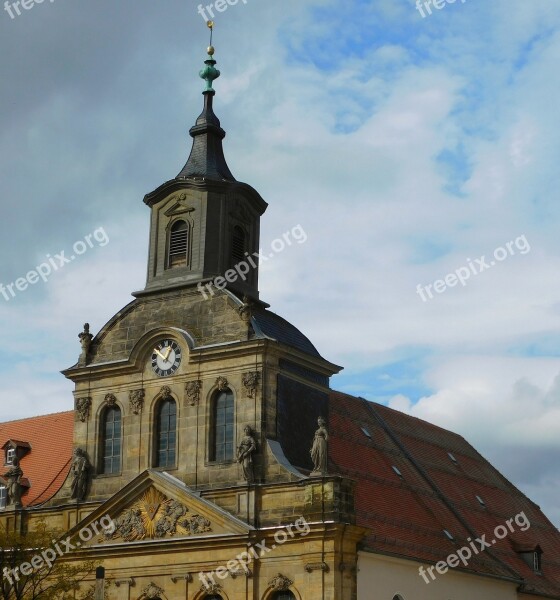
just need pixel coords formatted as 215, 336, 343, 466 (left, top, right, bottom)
0, 411, 74, 507
329, 391, 560, 598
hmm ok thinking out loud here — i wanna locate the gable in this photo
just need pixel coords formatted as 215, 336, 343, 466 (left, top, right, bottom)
71, 470, 253, 547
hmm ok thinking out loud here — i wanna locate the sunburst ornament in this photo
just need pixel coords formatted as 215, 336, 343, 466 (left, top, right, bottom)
134, 488, 169, 538
104, 487, 213, 542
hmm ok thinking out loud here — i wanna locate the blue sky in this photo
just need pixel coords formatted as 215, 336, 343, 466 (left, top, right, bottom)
1, 0, 560, 524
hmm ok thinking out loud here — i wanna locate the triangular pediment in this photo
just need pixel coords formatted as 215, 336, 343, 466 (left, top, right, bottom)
163, 196, 195, 217
70, 470, 253, 547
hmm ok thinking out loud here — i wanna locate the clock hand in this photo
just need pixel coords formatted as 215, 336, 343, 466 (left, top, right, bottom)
154, 349, 166, 360
163, 346, 173, 361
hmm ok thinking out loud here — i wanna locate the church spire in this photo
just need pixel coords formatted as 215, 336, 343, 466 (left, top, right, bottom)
176, 22, 235, 182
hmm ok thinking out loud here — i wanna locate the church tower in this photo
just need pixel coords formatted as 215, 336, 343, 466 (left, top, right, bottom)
53, 32, 363, 600
140, 44, 266, 300
61, 36, 343, 501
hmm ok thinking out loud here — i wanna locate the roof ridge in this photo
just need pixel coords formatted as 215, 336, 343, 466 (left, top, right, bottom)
331, 390, 469, 440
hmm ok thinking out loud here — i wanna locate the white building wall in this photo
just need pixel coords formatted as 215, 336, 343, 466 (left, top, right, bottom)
357, 551, 518, 600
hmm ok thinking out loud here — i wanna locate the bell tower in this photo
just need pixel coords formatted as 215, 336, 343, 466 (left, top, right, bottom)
61, 28, 341, 511
138, 36, 267, 300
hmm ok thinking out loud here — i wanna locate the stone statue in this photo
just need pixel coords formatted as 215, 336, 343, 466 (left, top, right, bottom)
70, 448, 90, 501
4, 457, 24, 508
238, 295, 253, 323
237, 425, 257, 483
78, 323, 93, 365
310, 416, 329, 476
238, 295, 255, 339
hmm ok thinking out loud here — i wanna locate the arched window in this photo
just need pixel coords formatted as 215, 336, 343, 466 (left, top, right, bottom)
156, 398, 177, 468
168, 220, 189, 268
231, 226, 246, 265
205, 596, 223, 600
101, 406, 122, 474
272, 592, 296, 600
392, 595, 405, 600
211, 389, 234, 462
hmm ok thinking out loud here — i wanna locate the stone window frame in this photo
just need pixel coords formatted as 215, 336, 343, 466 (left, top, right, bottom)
207, 386, 237, 465
152, 394, 179, 470
97, 402, 123, 477
165, 216, 194, 271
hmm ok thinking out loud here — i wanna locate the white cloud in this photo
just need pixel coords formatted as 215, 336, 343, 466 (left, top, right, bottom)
388, 357, 560, 525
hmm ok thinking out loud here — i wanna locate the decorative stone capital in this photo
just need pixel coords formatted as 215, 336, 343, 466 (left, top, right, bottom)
242, 371, 260, 398
159, 385, 172, 400
140, 582, 164, 599
215, 376, 229, 392
268, 573, 293, 591
129, 389, 145, 414
104, 393, 117, 407
185, 380, 202, 406
200, 582, 221, 594
75, 397, 92, 422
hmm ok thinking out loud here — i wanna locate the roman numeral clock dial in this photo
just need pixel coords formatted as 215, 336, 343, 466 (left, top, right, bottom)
151, 339, 182, 377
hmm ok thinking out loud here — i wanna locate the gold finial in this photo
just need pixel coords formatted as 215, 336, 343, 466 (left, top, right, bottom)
207, 20, 214, 52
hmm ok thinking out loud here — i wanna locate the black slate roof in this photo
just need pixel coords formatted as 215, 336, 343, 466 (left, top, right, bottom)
252, 308, 321, 358
176, 92, 235, 182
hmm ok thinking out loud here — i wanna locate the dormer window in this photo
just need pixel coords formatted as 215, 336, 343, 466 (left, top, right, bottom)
514, 542, 543, 573
443, 529, 455, 541
534, 550, 542, 573
2, 440, 30, 465
167, 220, 189, 268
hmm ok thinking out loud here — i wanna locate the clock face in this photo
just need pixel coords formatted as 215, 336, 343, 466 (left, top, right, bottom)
151, 339, 182, 377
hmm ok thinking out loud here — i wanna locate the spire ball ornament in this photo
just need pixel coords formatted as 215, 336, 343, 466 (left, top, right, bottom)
199, 22, 220, 93
207, 20, 215, 51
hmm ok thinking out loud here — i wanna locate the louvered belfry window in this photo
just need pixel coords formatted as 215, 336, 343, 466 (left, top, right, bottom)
231, 226, 246, 265
168, 220, 188, 267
